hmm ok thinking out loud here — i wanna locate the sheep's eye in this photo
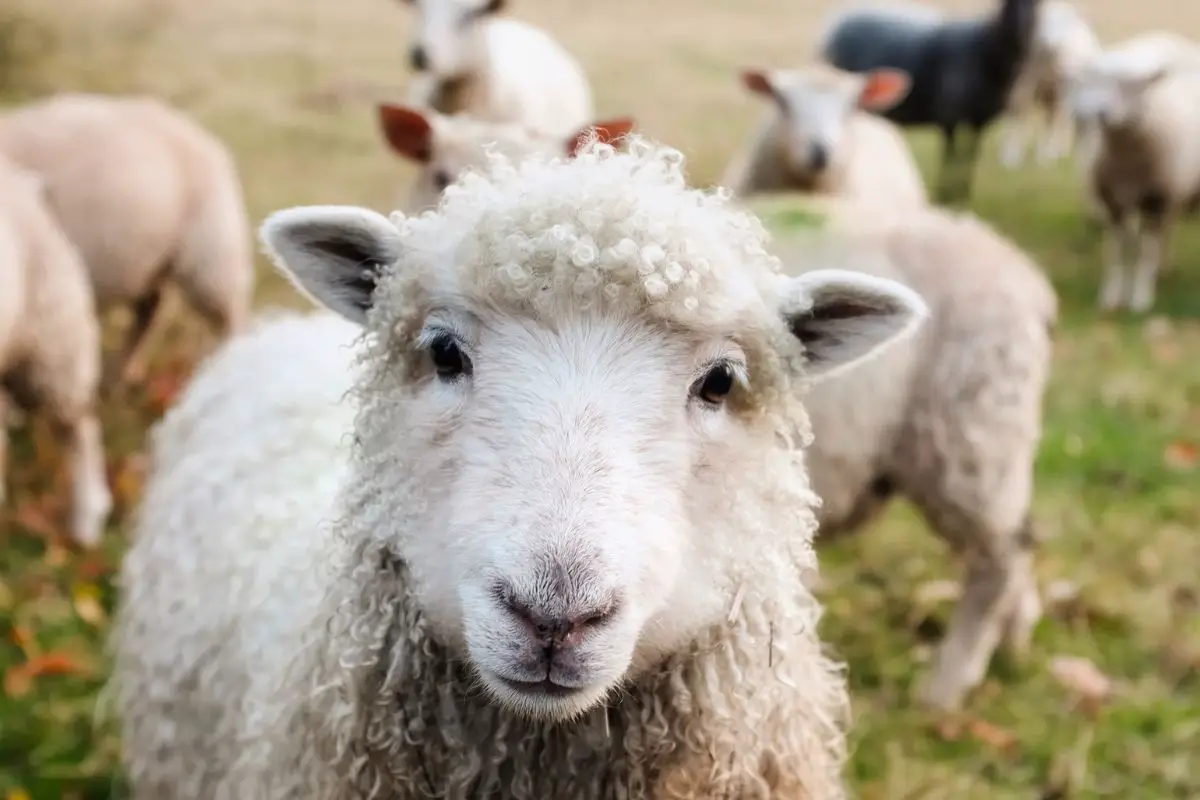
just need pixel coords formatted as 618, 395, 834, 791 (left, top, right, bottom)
432, 169, 452, 192
693, 362, 736, 406
429, 334, 470, 379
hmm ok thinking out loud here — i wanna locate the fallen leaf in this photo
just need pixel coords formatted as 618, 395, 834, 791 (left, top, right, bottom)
1163, 441, 1198, 471
966, 718, 1019, 753
1050, 655, 1113, 707
144, 366, 192, 416
11, 501, 60, 540
10, 625, 37, 658
3, 652, 90, 698
43, 542, 70, 568
7, 788, 32, 800
73, 583, 107, 626
109, 452, 149, 510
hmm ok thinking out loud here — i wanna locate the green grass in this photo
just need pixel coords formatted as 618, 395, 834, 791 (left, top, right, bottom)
1, 1, 1199, 798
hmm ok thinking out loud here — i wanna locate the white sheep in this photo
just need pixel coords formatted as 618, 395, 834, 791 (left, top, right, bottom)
401, 0, 594, 140
110, 137, 931, 798
1066, 31, 1200, 312
0, 93, 254, 387
0, 155, 111, 547
999, 0, 1102, 169
376, 102, 634, 211
722, 65, 928, 208
749, 193, 1057, 711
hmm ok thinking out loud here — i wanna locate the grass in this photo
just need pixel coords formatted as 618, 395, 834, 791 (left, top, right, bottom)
1, 0, 1199, 797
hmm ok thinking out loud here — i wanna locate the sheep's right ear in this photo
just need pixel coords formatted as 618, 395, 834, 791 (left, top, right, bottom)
260, 205, 404, 325
858, 69, 912, 112
741, 69, 782, 104
565, 117, 636, 157
780, 269, 929, 384
378, 103, 434, 163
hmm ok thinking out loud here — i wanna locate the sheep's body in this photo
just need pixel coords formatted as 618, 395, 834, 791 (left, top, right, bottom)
0, 93, 253, 385
724, 65, 926, 208
751, 195, 1057, 710
1069, 32, 1200, 312
1000, 0, 1101, 168
113, 139, 931, 798
0, 156, 111, 546
407, 12, 593, 140
819, 0, 1040, 203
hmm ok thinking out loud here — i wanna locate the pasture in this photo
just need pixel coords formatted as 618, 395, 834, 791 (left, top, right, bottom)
0, 0, 1198, 797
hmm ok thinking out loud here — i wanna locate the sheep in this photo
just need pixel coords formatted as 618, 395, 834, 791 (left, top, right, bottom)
998, 0, 1101, 169
1066, 32, 1200, 312
0, 92, 254, 388
110, 136, 931, 799
755, 193, 1057, 712
376, 102, 634, 212
819, 0, 1041, 204
0, 155, 111, 548
401, 0, 594, 140
722, 64, 927, 209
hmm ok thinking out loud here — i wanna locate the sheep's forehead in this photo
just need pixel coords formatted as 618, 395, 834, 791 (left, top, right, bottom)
776, 71, 858, 114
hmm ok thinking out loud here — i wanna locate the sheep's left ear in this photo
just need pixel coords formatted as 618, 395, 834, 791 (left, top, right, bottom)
260, 205, 404, 326
565, 117, 636, 157
858, 69, 911, 112
780, 269, 928, 383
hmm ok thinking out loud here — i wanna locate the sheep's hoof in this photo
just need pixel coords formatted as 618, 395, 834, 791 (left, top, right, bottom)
914, 676, 967, 714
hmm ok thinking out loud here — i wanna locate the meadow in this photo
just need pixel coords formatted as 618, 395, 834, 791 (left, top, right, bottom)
0, 0, 1198, 797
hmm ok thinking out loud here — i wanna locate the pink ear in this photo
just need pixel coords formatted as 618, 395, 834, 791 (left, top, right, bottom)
859, 69, 911, 111
378, 103, 434, 163
566, 117, 636, 158
741, 69, 775, 98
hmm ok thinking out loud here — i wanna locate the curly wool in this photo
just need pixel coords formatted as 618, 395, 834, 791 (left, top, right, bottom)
117, 138, 855, 799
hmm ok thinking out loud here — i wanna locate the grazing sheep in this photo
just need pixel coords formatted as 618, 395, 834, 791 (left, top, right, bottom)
819, 0, 1041, 204
401, 0, 593, 140
747, 193, 1056, 711
0, 93, 254, 387
0, 156, 111, 548
999, 0, 1101, 169
111, 137, 931, 798
376, 102, 634, 211
1066, 32, 1200, 312
723, 64, 927, 208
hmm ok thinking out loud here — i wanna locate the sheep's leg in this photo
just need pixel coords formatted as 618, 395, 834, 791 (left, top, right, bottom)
935, 125, 961, 205
1099, 211, 1135, 311
952, 128, 983, 204
1000, 115, 1031, 170
111, 284, 168, 388
1128, 208, 1170, 313
997, 515, 1042, 660
55, 412, 112, 548
1039, 101, 1073, 164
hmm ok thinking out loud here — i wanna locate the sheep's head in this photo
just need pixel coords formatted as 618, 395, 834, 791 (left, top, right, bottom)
377, 103, 636, 212
1066, 52, 1170, 130
261, 137, 927, 722
402, 0, 504, 78
740, 66, 910, 182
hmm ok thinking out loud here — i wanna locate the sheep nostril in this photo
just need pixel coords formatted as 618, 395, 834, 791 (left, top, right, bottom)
409, 45, 428, 72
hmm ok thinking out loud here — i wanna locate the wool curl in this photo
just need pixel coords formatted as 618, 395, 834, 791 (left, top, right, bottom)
119, 137, 855, 800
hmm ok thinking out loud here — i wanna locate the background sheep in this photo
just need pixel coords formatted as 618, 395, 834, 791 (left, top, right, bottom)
0, 92, 254, 388
112, 139, 929, 798
819, 0, 1041, 204
722, 64, 927, 208
0, 155, 111, 548
400, 0, 594, 139
1067, 31, 1200, 312
999, 0, 1101, 169
754, 194, 1057, 711
376, 102, 634, 211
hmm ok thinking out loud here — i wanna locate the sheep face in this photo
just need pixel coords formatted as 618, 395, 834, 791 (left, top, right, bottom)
377, 104, 636, 212
404, 0, 504, 79
261, 142, 927, 723
741, 67, 911, 182
1067, 58, 1168, 130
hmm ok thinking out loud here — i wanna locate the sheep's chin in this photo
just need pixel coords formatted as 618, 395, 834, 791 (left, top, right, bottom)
474, 667, 617, 723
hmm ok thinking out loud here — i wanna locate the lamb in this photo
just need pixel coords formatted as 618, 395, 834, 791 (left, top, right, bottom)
110, 136, 931, 798
819, 0, 1041, 204
745, 193, 1057, 711
999, 0, 1101, 169
400, 0, 594, 140
0, 155, 111, 548
0, 92, 254, 387
722, 64, 927, 209
1066, 32, 1200, 312
376, 102, 634, 211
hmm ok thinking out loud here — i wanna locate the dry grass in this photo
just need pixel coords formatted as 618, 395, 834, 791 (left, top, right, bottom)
1, 0, 1199, 797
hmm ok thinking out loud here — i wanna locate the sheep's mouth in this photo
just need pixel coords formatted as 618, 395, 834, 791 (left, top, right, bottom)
496, 675, 585, 699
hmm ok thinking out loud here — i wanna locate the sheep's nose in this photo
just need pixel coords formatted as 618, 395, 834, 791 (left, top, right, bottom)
409, 44, 428, 72
809, 143, 829, 171
501, 593, 619, 652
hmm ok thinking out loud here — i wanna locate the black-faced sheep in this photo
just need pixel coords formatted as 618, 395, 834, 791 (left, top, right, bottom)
110, 137, 931, 798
